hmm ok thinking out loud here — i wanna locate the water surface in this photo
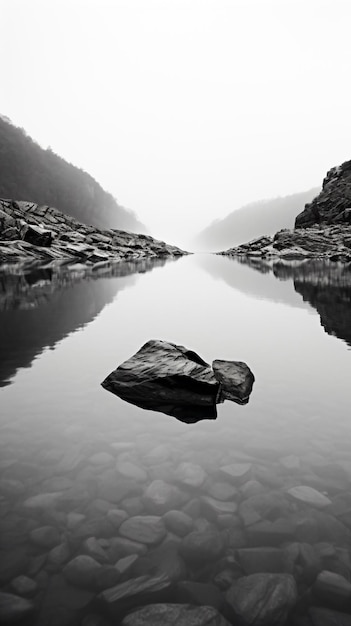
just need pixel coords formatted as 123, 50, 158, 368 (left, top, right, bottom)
1, 255, 351, 625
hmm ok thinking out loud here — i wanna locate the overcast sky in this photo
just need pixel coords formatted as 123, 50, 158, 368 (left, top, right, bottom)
1, 0, 351, 244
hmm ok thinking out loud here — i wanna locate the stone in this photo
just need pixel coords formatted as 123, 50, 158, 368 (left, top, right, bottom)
237, 547, 288, 574
219, 463, 252, 485
115, 555, 139, 577
82, 537, 109, 563
246, 518, 296, 546
180, 530, 224, 566
212, 359, 255, 404
163, 510, 194, 537
101, 340, 220, 421
94, 566, 121, 591
207, 482, 239, 501
119, 516, 166, 545
200, 495, 238, 520
0, 479, 25, 497
21, 223, 54, 246
63, 555, 101, 588
226, 573, 298, 625
174, 462, 207, 488
116, 460, 148, 482
133, 543, 187, 582
89, 452, 115, 466
121, 603, 231, 625
313, 570, 351, 603
10, 575, 38, 596
47, 542, 71, 571
107, 538, 148, 561
98, 574, 172, 616
22, 492, 61, 513
143, 480, 186, 514
66, 512, 85, 529
97, 471, 140, 503
30, 525, 61, 549
101, 340, 254, 421
107, 508, 128, 529
0, 592, 35, 623
287, 486, 332, 509
309, 607, 351, 625
176, 581, 228, 612
0, 548, 30, 584
121, 496, 144, 516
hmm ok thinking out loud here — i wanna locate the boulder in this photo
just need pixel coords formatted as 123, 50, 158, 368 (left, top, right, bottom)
226, 573, 298, 625
143, 480, 186, 514
287, 486, 332, 509
213, 360, 255, 404
179, 530, 225, 566
98, 574, 172, 617
102, 340, 254, 422
63, 555, 101, 588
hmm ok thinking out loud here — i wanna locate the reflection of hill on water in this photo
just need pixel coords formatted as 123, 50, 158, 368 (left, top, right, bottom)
0, 259, 169, 387
207, 255, 351, 348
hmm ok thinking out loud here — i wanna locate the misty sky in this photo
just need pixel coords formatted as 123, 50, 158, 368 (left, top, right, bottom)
2, 0, 351, 244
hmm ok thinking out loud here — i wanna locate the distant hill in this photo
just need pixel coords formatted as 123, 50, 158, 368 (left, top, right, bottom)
0, 115, 146, 233
193, 189, 320, 251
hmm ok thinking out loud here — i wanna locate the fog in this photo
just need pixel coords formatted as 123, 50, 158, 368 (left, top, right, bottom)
2, 0, 351, 246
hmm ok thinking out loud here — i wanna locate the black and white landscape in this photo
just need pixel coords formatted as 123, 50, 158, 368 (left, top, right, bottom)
1, 2, 351, 625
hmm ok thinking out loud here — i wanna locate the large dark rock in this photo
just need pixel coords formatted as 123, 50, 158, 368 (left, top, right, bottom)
0, 592, 35, 623
98, 574, 172, 618
102, 340, 254, 422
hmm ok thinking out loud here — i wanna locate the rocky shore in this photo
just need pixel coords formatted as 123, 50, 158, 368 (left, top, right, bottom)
219, 160, 351, 261
0, 199, 187, 266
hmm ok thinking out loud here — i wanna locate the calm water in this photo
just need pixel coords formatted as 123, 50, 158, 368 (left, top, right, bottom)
1, 255, 351, 625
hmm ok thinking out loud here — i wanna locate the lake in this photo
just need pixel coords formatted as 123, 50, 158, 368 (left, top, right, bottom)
1, 254, 351, 625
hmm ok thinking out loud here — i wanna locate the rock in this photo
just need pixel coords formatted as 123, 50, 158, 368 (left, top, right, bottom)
106, 509, 128, 529
219, 463, 252, 485
206, 482, 239, 501
163, 510, 194, 537
47, 542, 71, 571
176, 581, 228, 612
237, 547, 288, 574
226, 573, 298, 625
119, 516, 166, 545
94, 566, 121, 591
98, 574, 172, 617
22, 492, 61, 513
121, 496, 144, 516
107, 538, 148, 561
174, 462, 207, 488
30, 525, 61, 549
0, 592, 35, 623
63, 555, 101, 588
133, 543, 187, 582
67, 512, 86, 529
246, 518, 296, 546
97, 470, 141, 503
313, 570, 351, 603
180, 530, 224, 566
115, 555, 139, 577
200, 496, 238, 520
89, 452, 115, 466
0, 548, 30, 584
82, 537, 109, 563
116, 459, 148, 482
101, 340, 254, 421
212, 359, 255, 404
0, 479, 25, 498
20, 223, 54, 246
143, 480, 186, 514
10, 575, 38, 597
287, 486, 332, 509
102, 340, 219, 421
121, 603, 231, 625
309, 607, 351, 625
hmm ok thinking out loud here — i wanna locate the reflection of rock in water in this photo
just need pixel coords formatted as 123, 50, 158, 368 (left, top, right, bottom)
236, 258, 351, 348
102, 340, 254, 423
0, 259, 169, 387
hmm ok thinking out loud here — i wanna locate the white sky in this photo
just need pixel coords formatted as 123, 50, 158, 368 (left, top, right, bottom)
1, 0, 351, 244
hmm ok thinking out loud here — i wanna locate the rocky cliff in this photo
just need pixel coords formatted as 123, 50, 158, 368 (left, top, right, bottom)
295, 161, 351, 227
219, 161, 351, 261
0, 199, 186, 266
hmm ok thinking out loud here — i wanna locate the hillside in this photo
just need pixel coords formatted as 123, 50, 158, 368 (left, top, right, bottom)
0, 115, 146, 233
194, 188, 320, 251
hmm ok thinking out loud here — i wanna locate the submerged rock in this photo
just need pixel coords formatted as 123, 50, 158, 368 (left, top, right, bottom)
226, 573, 298, 625
102, 340, 254, 422
121, 603, 231, 625
0, 592, 35, 623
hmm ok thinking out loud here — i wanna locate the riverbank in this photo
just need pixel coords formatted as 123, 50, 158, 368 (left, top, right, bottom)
218, 225, 351, 262
0, 199, 187, 266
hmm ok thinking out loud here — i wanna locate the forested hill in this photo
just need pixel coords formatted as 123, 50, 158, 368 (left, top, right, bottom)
193, 188, 320, 251
0, 115, 146, 233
